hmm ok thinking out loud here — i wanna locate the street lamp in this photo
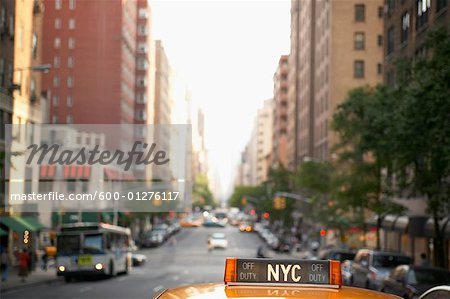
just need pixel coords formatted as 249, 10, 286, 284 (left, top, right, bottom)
13, 64, 52, 73
9, 64, 52, 92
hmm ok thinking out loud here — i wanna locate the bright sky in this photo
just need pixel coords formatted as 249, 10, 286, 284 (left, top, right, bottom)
151, 0, 291, 201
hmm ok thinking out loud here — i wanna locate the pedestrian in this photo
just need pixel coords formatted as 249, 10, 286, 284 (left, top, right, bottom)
18, 248, 30, 282
1, 247, 8, 282
420, 252, 430, 267
42, 251, 48, 271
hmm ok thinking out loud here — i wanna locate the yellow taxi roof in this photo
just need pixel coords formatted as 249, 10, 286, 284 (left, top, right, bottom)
155, 283, 401, 299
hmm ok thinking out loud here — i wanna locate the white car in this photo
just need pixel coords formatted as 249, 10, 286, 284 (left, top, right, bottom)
207, 233, 228, 250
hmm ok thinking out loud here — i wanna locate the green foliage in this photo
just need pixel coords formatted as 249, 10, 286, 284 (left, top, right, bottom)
192, 174, 216, 208
228, 185, 266, 208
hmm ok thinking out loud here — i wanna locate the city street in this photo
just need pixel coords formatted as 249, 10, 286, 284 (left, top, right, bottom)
2, 225, 268, 299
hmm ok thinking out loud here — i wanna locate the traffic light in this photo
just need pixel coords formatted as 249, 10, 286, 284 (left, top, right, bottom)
273, 197, 286, 210
279, 197, 286, 209
241, 197, 247, 206
320, 228, 327, 237
263, 212, 269, 219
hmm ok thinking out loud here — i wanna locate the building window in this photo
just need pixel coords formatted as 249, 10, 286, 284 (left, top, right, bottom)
401, 12, 410, 43
52, 115, 58, 124
138, 8, 148, 18
53, 56, 60, 68
53, 76, 60, 87
137, 58, 148, 70
68, 18, 75, 30
136, 110, 146, 121
354, 32, 365, 50
355, 4, 365, 22
55, 0, 61, 10
32, 33, 38, 58
68, 37, 75, 49
67, 76, 74, 88
54, 37, 61, 49
30, 77, 36, 97
354, 60, 365, 78
138, 24, 147, 36
67, 115, 73, 124
377, 63, 383, 75
387, 26, 395, 55
136, 93, 147, 104
387, 0, 396, 11
416, 0, 430, 29
53, 95, 59, 107
378, 6, 384, 18
69, 0, 76, 10
68, 56, 74, 68
54, 18, 61, 29
138, 43, 148, 53
378, 35, 383, 46
136, 77, 147, 87
67, 95, 73, 107
437, 0, 447, 12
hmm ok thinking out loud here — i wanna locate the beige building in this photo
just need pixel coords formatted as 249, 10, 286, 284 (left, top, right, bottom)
8, 0, 47, 212
153, 40, 173, 181
289, 0, 384, 164
272, 55, 289, 169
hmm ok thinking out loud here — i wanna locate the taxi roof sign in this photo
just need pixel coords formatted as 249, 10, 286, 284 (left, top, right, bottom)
224, 258, 341, 288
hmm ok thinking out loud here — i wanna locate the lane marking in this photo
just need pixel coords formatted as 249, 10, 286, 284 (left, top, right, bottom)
153, 285, 164, 292
118, 276, 127, 282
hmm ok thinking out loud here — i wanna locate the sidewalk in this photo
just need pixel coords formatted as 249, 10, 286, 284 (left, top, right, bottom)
0, 266, 61, 293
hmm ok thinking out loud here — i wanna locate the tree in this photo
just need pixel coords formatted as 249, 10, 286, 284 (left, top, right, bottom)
192, 174, 216, 208
332, 86, 406, 249
391, 28, 450, 267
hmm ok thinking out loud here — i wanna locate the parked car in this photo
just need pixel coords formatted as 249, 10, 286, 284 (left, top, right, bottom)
142, 230, 165, 247
319, 249, 356, 262
180, 217, 202, 227
419, 285, 450, 299
381, 265, 450, 298
153, 224, 170, 240
207, 233, 228, 250
131, 253, 147, 266
351, 249, 412, 290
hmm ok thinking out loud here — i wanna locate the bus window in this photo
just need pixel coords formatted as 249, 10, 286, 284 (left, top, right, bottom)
57, 235, 80, 256
83, 234, 104, 254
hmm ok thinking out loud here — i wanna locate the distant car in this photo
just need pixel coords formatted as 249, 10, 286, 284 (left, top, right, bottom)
131, 253, 147, 266
142, 231, 164, 247
351, 249, 412, 290
207, 233, 228, 250
381, 265, 450, 298
419, 285, 450, 299
203, 219, 226, 228
180, 217, 202, 227
153, 224, 170, 240
319, 249, 356, 262
239, 223, 253, 232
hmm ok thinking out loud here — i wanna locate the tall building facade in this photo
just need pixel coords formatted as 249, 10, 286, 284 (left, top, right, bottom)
7, 0, 47, 212
289, 0, 384, 164
256, 99, 273, 184
42, 0, 138, 125
153, 40, 173, 180
383, 0, 449, 85
272, 55, 289, 169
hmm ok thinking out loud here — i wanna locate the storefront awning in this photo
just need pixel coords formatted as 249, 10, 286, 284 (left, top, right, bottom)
0, 216, 38, 232
392, 216, 409, 233
22, 217, 47, 231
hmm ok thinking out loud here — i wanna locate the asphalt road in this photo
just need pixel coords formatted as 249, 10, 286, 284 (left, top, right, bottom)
2, 225, 271, 299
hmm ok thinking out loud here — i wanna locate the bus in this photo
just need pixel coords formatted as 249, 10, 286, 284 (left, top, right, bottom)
56, 222, 131, 282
